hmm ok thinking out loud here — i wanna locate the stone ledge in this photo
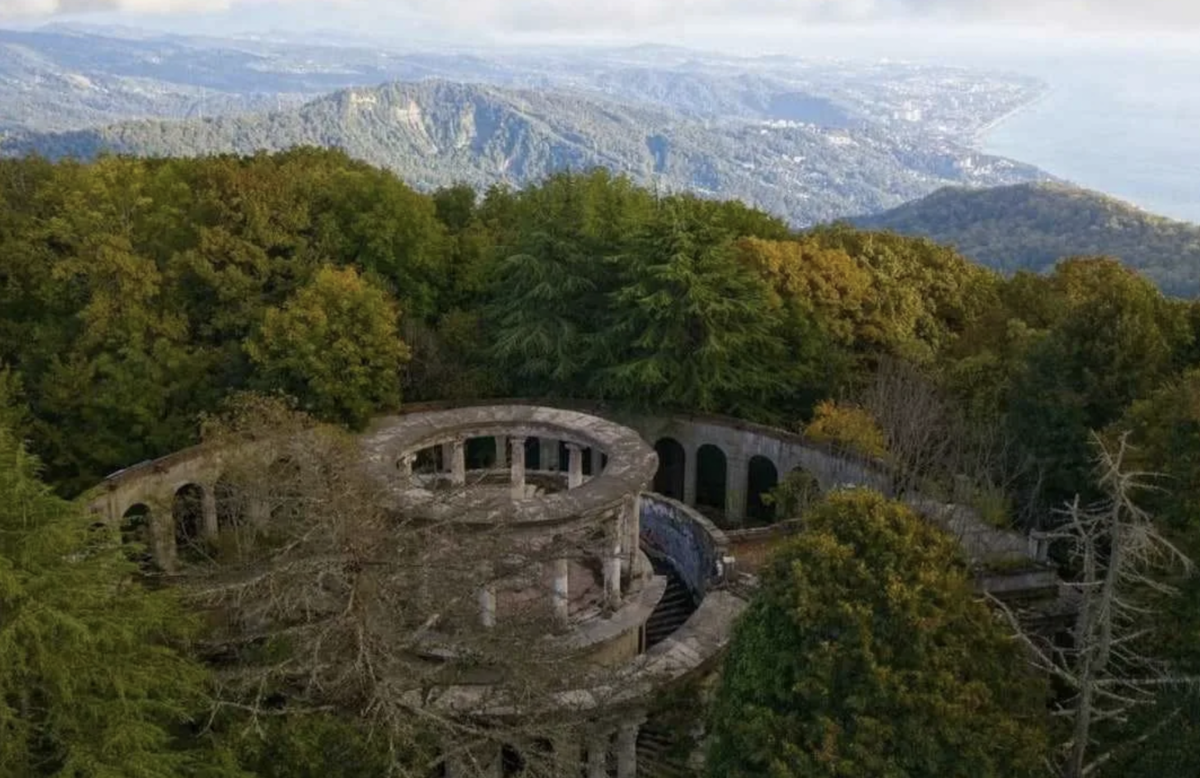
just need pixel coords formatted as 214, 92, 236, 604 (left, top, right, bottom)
362, 406, 657, 528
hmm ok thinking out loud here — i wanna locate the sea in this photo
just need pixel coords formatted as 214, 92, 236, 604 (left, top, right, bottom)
977, 47, 1200, 225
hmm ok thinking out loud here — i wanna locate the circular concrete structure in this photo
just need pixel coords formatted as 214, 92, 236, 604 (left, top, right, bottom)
85, 404, 744, 778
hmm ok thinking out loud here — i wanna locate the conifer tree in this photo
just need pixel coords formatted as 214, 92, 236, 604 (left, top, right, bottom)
593, 198, 791, 415
0, 427, 220, 778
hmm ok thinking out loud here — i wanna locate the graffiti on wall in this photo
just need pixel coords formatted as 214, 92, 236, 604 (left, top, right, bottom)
640, 494, 719, 601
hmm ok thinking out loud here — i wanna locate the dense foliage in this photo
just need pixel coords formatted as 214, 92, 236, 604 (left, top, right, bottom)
0, 428, 218, 778
3, 150, 1200, 776
857, 182, 1200, 297
706, 490, 1050, 777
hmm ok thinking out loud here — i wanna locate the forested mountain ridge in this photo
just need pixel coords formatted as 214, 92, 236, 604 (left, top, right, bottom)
0, 25, 1045, 141
854, 182, 1200, 297
0, 79, 1047, 226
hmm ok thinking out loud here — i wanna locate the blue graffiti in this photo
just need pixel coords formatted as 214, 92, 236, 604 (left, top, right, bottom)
640, 495, 719, 600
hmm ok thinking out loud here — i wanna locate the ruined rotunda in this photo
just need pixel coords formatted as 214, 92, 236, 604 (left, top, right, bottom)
85, 402, 1056, 776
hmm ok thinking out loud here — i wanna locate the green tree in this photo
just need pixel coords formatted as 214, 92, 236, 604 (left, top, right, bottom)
1007, 258, 1192, 509
245, 265, 410, 428
707, 490, 1049, 778
593, 199, 791, 415
484, 170, 644, 396
0, 427, 218, 777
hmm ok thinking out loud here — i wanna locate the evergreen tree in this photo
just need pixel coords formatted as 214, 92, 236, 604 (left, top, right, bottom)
592, 198, 790, 416
0, 427, 221, 778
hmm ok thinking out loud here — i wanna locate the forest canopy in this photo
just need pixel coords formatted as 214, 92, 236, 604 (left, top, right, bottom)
2, 149, 1200, 778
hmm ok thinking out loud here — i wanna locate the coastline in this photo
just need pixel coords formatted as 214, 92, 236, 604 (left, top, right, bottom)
970, 83, 1055, 150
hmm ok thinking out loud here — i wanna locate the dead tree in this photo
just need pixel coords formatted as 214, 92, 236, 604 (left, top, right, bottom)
175, 397, 638, 777
996, 433, 1195, 778
862, 356, 1034, 523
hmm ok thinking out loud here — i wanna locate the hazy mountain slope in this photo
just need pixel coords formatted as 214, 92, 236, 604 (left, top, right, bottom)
0, 26, 1044, 144
855, 182, 1200, 296
1, 80, 1047, 226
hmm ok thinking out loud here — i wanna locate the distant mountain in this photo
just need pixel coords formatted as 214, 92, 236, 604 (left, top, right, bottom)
854, 182, 1200, 297
0, 80, 1048, 227
0, 26, 1044, 144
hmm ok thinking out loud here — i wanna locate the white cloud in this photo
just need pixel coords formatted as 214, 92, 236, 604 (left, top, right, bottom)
4, 0, 1200, 31
1, 0, 233, 15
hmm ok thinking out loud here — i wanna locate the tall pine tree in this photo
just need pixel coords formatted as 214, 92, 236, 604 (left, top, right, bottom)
592, 197, 790, 416
0, 427, 222, 778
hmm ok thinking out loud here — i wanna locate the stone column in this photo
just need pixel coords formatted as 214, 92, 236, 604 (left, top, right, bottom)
567, 444, 584, 489
616, 715, 645, 778
201, 485, 219, 540
399, 453, 415, 479
247, 496, 270, 530
450, 438, 466, 486
683, 444, 698, 507
510, 435, 527, 500
151, 511, 177, 572
625, 493, 644, 578
441, 442, 453, 473
551, 556, 570, 625
587, 728, 611, 778
494, 435, 508, 469
479, 576, 497, 628
604, 516, 623, 607
726, 456, 750, 526
553, 734, 583, 777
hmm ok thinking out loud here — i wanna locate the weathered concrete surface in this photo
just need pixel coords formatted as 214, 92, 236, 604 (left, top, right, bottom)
362, 406, 658, 529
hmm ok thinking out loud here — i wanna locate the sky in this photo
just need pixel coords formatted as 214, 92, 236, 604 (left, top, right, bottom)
5, 0, 1200, 40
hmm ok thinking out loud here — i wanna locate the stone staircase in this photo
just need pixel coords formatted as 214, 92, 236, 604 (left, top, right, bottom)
636, 717, 695, 778
643, 557, 698, 649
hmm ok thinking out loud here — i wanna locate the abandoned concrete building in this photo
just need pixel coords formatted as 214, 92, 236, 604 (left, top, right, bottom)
85, 402, 1058, 777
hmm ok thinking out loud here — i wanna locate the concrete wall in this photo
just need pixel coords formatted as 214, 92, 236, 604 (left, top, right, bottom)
639, 493, 728, 600
610, 410, 891, 526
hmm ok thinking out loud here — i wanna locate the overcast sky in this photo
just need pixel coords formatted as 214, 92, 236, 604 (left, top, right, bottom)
5, 0, 1200, 34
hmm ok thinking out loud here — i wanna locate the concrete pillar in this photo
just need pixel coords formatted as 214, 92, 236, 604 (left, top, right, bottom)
494, 435, 508, 468
553, 734, 583, 776
479, 582, 496, 628
510, 435, 527, 500
587, 729, 611, 778
604, 517, 623, 608
551, 556, 570, 625
248, 496, 270, 530
201, 485, 219, 540
151, 511, 177, 572
451, 438, 466, 486
399, 453, 414, 479
616, 716, 644, 778
683, 445, 698, 507
441, 442, 453, 473
567, 444, 584, 489
726, 456, 750, 526
541, 438, 559, 472
626, 493, 644, 578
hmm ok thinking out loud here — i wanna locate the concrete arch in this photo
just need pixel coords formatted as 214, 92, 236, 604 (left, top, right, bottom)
746, 455, 779, 525
694, 444, 727, 517
652, 438, 686, 502
120, 502, 152, 542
